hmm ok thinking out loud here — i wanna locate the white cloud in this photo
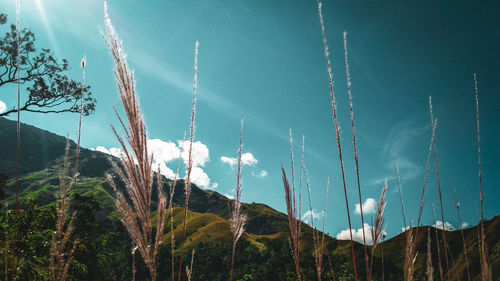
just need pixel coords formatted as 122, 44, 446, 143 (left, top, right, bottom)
336, 223, 387, 245
94, 146, 123, 158
432, 221, 455, 231
252, 170, 268, 179
302, 210, 323, 224
461, 222, 469, 229
355, 198, 377, 215
224, 194, 235, 200
178, 140, 210, 167
189, 166, 218, 189
0, 100, 6, 114
220, 152, 258, 167
94, 138, 218, 189
148, 139, 181, 163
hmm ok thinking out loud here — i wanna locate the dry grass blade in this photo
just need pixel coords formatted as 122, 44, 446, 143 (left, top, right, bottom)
186, 249, 195, 281
304, 164, 329, 281
103, 4, 166, 280
395, 164, 407, 229
12, 0, 21, 278
403, 225, 417, 281
427, 228, 434, 281
282, 163, 301, 281
343, 31, 370, 281
370, 180, 386, 280
50, 140, 76, 281
432, 205, 444, 281
416, 119, 437, 230
71, 56, 87, 215
230, 120, 247, 281
452, 183, 471, 281
169, 131, 185, 281
177, 40, 199, 281
317, 3, 358, 279
428, 97, 451, 281
473, 74, 492, 281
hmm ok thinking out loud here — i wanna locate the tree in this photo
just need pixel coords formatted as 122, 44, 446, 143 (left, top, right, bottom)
0, 13, 95, 117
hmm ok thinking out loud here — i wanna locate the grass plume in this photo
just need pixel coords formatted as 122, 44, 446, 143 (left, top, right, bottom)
49, 140, 76, 281
428, 96, 451, 281
281, 131, 301, 281
343, 31, 370, 281
370, 181, 387, 280
317, 3, 358, 279
11, 1, 21, 278
432, 205, 445, 281
177, 40, 199, 281
103, 4, 167, 280
403, 225, 417, 281
395, 164, 407, 229
473, 74, 492, 281
452, 183, 471, 281
427, 228, 434, 281
229, 120, 247, 281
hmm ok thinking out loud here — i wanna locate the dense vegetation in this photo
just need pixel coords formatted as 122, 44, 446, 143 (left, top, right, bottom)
0, 117, 499, 280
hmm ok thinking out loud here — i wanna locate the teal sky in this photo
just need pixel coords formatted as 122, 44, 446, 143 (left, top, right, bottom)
0, 0, 499, 241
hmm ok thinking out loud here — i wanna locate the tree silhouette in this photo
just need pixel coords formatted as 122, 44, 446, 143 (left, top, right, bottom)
0, 13, 95, 117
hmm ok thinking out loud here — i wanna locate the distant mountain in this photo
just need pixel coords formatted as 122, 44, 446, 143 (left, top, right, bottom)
0, 117, 498, 280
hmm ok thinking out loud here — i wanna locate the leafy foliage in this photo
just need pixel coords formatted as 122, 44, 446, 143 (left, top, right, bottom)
0, 14, 95, 117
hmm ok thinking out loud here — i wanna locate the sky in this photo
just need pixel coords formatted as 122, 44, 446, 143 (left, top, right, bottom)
0, 0, 499, 242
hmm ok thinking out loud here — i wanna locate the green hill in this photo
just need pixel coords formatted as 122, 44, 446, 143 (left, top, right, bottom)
0, 117, 498, 280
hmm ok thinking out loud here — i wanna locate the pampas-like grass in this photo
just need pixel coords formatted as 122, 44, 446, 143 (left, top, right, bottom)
432, 205, 445, 281
11, 1, 21, 278
102, 4, 167, 281
186, 249, 195, 281
395, 164, 407, 229
452, 183, 471, 281
304, 165, 329, 281
317, 3, 358, 279
404, 225, 417, 281
282, 131, 301, 281
343, 31, 371, 281
229, 120, 247, 281
49, 140, 76, 281
370, 181, 386, 280
427, 228, 434, 281
473, 74, 492, 281
428, 97, 451, 281
169, 131, 185, 281
177, 40, 199, 281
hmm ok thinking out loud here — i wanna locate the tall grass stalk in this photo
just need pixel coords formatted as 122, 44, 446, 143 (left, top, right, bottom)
428, 97, 451, 281
343, 31, 370, 280
103, 4, 167, 280
473, 74, 492, 281
186, 249, 195, 281
304, 167, 329, 281
177, 40, 199, 281
49, 140, 76, 281
70, 57, 87, 215
416, 119, 437, 230
11, 1, 21, 278
395, 164, 407, 228
317, 3, 358, 279
281, 134, 301, 281
370, 181, 386, 281
432, 205, 444, 281
230, 120, 247, 281
452, 183, 471, 281
169, 131, 185, 281
403, 225, 417, 281
427, 228, 434, 281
